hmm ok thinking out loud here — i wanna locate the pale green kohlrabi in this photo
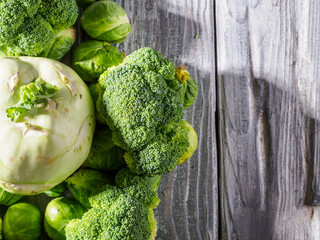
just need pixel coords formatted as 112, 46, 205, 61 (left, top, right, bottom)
0, 57, 95, 195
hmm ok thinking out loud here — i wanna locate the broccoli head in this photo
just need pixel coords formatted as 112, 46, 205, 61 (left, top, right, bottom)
0, 0, 78, 56
97, 62, 184, 151
65, 185, 158, 240
39, 0, 79, 33
96, 48, 198, 175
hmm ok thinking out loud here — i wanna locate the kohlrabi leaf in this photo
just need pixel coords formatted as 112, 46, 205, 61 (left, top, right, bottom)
6, 79, 58, 122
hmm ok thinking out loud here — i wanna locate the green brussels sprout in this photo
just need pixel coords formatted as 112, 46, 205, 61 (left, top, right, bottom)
0, 187, 23, 206
40, 27, 76, 61
76, 0, 95, 8
83, 125, 126, 171
45, 197, 86, 240
44, 182, 68, 198
0, 217, 2, 240
81, 0, 131, 43
173, 66, 198, 109
66, 169, 113, 208
73, 40, 124, 82
2, 203, 42, 240
0, 57, 95, 195
88, 83, 106, 124
177, 120, 198, 165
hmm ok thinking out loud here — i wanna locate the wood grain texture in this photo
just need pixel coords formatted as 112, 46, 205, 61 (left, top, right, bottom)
114, 0, 217, 239
217, 0, 320, 239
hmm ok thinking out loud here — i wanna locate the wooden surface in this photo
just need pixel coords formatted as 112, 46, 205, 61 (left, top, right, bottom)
217, 0, 320, 239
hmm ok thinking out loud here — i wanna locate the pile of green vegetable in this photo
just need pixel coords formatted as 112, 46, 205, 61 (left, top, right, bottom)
0, 0, 198, 239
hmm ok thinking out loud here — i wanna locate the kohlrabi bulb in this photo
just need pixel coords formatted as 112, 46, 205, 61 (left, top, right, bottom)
0, 57, 95, 194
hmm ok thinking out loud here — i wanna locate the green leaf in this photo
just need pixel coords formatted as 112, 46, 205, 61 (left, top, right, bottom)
6, 78, 58, 122
173, 67, 198, 109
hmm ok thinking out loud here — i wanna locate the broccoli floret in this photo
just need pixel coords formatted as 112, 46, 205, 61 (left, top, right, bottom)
124, 123, 189, 175
0, 0, 78, 56
14, 15, 55, 56
123, 47, 176, 87
115, 168, 160, 209
96, 47, 196, 175
0, 0, 40, 30
39, 0, 78, 33
65, 185, 157, 240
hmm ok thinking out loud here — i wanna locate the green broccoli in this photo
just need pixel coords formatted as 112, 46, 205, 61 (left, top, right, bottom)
124, 122, 190, 175
65, 169, 160, 240
115, 168, 161, 209
96, 47, 198, 175
0, 0, 78, 57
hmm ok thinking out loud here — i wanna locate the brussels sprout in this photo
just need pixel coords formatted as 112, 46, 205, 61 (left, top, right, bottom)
0, 217, 2, 240
40, 27, 76, 61
66, 169, 113, 208
89, 83, 99, 107
44, 182, 68, 198
83, 125, 126, 171
177, 120, 198, 165
76, 0, 95, 8
81, 0, 131, 43
2, 203, 42, 240
0, 57, 95, 194
0, 187, 23, 206
73, 40, 124, 82
173, 66, 198, 109
45, 197, 86, 240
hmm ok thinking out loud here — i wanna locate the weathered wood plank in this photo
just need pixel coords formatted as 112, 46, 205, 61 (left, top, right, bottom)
117, 0, 218, 239
217, 0, 320, 239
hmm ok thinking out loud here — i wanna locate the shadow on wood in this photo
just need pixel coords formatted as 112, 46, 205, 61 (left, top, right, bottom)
218, 73, 320, 240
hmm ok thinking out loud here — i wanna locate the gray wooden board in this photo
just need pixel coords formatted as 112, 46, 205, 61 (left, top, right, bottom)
217, 0, 320, 239
0, 1, 217, 240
